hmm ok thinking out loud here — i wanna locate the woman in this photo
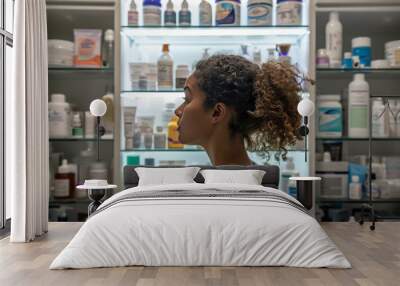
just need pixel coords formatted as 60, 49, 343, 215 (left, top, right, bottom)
175, 54, 306, 166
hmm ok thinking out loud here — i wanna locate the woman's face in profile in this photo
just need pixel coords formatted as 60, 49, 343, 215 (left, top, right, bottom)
174, 74, 214, 146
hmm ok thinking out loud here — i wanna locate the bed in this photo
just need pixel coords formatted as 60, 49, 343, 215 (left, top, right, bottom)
50, 165, 351, 269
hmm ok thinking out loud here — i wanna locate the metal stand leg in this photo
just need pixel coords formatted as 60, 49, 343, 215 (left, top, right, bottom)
87, 189, 106, 216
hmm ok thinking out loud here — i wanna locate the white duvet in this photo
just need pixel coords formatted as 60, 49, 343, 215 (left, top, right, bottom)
50, 183, 351, 269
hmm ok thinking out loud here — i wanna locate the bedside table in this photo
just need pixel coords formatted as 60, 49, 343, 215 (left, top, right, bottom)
77, 180, 117, 216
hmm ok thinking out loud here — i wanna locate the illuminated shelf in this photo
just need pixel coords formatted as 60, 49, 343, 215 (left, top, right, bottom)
121, 89, 184, 93
316, 137, 400, 141
50, 137, 114, 142
121, 26, 309, 45
121, 148, 308, 152
317, 68, 400, 73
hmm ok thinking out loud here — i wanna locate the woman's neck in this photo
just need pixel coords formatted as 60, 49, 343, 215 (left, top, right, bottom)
203, 131, 252, 166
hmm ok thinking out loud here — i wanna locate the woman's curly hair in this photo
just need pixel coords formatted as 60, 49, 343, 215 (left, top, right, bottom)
194, 54, 310, 160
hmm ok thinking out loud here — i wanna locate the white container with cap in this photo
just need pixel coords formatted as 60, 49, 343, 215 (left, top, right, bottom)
385, 40, 400, 67
317, 95, 343, 138
348, 74, 369, 138
325, 12, 342, 68
371, 59, 390, 69
48, 39, 74, 67
49, 93, 71, 138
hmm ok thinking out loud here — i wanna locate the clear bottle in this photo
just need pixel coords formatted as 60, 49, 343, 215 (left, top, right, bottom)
325, 12, 343, 68
157, 44, 174, 90
241, 45, 251, 61
164, 0, 177, 26
253, 47, 262, 66
102, 29, 114, 68
267, 48, 275, 61
162, 102, 176, 127
128, 0, 139, 26
280, 157, 299, 194
199, 0, 212, 26
348, 74, 370, 138
179, 0, 191, 26
154, 126, 167, 149
49, 93, 71, 138
349, 175, 362, 200
78, 142, 96, 185
372, 98, 389, 138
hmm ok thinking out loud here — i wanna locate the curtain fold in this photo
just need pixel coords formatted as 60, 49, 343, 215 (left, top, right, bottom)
9, 0, 49, 242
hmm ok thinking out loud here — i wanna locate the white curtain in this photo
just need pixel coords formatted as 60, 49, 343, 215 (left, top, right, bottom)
8, 0, 49, 242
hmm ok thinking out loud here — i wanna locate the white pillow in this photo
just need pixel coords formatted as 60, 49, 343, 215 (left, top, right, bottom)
200, 169, 266, 185
135, 167, 201, 186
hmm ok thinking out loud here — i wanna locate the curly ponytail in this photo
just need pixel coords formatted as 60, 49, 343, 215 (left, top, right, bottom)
247, 61, 305, 160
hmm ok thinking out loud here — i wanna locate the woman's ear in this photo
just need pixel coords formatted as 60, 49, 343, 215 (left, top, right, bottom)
211, 103, 227, 124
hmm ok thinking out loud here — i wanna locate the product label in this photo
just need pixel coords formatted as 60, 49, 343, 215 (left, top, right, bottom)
143, 6, 161, 26
352, 47, 371, 67
158, 62, 173, 88
248, 3, 272, 25
318, 107, 343, 133
216, 2, 240, 25
54, 179, 70, 197
276, 2, 302, 25
179, 11, 191, 25
327, 31, 342, 63
176, 78, 186, 89
128, 11, 138, 26
349, 106, 368, 129
164, 11, 176, 25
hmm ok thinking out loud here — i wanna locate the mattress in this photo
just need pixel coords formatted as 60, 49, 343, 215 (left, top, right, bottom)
50, 183, 351, 269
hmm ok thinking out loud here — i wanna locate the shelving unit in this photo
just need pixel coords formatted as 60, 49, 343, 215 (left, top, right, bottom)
47, 0, 115, 222
313, 0, 400, 224
115, 0, 313, 189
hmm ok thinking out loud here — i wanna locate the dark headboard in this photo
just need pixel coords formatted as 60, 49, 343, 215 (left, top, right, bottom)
123, 165, 280, 189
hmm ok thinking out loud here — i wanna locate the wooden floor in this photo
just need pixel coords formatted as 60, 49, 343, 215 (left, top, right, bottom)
0, 222, 399, 286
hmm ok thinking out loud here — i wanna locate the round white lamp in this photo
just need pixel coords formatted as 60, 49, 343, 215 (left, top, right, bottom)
297, 95, 315, 162
90, 99, 107, 161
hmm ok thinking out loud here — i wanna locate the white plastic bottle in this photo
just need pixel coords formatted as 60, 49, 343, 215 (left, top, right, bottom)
179, 0, 191, 26
348, 74, 370, 138
157, 44, 174, 90
164, 0, 177, 26
102, 29, 114, 68
349, 175, 362, 200
127, 0, 139, 26
143, 0, 162, 26
372, 98, 389, 138
199, 0, 212, 26
48, 93, 71, 138
325, 12, 342, 68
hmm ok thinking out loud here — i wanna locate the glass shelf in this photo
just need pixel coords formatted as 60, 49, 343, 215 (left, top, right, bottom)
48, 67, 114, 73
49, 198, 91, 205
121, 26, 309, 45
50, 137, 114, 142
121, 148, 308, 152
121, 89, 184, 94
318, 199, 400, 204
317, 68, 400, 73
316, 137, 400, 141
